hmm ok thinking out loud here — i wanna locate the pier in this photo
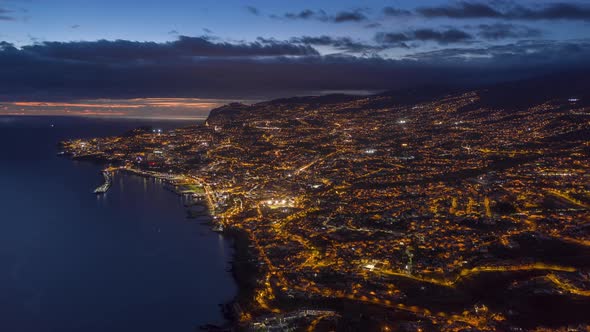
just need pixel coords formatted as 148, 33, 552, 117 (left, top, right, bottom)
94, 170, 112, 194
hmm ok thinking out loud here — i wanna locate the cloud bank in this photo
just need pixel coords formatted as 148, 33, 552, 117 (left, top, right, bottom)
416, 1, 590, 20
1, 35, 590, 101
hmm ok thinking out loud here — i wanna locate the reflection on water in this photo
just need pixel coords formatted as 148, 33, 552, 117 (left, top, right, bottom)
0, 116, 237, 332
218, 234, 227, 257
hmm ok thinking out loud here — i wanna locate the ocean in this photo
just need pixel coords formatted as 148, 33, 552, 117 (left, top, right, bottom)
0, 116, 237, 331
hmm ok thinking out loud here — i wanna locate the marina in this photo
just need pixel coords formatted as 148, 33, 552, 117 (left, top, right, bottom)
93, 170, 112, 194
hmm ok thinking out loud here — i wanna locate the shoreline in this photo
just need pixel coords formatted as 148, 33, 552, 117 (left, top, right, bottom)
58, 155, 590, 331
121, 168, 259, 330
65, 155, 258, 330
119, 168, 259, 329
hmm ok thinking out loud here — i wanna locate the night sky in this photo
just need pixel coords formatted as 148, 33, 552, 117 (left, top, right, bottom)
1, 0, 589, 118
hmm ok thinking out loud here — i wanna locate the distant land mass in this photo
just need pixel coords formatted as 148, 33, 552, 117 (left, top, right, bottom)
61, 71, 590, 331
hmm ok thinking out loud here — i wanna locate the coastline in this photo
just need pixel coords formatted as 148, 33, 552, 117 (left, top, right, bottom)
221, 227, 259, 325
120, 168, 260, 330
63, 154, 257, 330
122, 168, 260, 330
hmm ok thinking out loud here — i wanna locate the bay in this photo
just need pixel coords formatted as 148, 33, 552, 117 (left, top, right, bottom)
0, 116, 237, 332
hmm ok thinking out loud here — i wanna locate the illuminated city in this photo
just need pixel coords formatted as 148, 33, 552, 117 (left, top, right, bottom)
2, 0, 590, 331
61, 78, 590, 330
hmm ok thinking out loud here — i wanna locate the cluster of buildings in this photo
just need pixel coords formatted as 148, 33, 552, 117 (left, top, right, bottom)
61, 90, 589, 330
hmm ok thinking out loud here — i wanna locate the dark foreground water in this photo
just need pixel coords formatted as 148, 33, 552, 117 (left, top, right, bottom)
0, 116, 237, 332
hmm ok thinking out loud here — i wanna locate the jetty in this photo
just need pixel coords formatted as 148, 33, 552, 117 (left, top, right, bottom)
94, 170, 112, 194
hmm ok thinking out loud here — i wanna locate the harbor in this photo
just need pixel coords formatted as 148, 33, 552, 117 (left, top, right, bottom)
93, 170, 113, 194
99, 167, 222, 229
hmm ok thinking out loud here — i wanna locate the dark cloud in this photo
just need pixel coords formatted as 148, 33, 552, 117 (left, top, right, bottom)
1, 37, 589, 101
0, 41, 15, 51
364, 22, 382, 29
414, 29, 473, 43
508, 2, 590, 20
407, 39, 590, 67
417, 1, 590, 20
282, 9, 320, 20
0, 7, 14, 21
375, 32, 410, 44
376, 28, 473, 45
332, 10, 368, 23
290, 36, 384, 53
71, 24, 81, 29
382, 7, 412, 17
17, 36, 318, 62
275, 2, 590, 26
245, 6, 260, 16
417, 2, 501, 18
477, 23, 542, 40
278, 8, 367, 23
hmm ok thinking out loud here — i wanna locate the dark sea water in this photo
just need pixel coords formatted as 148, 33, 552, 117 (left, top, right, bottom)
0, 116, 237, 332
